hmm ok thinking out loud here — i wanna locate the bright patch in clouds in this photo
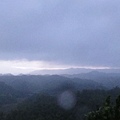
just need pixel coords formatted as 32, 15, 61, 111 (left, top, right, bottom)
0, 60, 70, 74
0, 60, 113, 75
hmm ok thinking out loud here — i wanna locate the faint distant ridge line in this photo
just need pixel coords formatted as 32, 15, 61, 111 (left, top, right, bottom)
30, 68, 120, 75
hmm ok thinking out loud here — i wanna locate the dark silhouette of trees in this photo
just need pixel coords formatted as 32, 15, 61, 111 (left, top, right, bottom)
86, 95, 120, 120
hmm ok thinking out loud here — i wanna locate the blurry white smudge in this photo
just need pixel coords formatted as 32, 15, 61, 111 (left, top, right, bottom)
57, 91, 76, 110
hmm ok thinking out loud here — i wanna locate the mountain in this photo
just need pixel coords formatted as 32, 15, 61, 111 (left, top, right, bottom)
64, 71, 120, 89
0, 81, 24, 106
0, 75, 104, 94
30, 68, 92, 75
5, 87, 120, 120
30, 68, 120, 75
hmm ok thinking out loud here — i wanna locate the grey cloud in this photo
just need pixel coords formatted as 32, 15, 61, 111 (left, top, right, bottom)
0, 0, 120, 67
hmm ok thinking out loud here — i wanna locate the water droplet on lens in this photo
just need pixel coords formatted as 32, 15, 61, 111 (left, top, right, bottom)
57, 90, 76, 110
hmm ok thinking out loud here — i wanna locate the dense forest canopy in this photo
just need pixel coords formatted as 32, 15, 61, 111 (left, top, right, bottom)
0, 74, 120, 120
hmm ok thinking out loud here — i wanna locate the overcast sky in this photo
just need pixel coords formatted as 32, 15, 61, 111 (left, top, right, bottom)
0, 0, 120, 74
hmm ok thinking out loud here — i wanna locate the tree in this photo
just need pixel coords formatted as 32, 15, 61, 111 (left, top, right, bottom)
86, 95, 120, 120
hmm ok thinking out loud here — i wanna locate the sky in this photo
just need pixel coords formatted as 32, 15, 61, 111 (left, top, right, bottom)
0, 0, 120, 74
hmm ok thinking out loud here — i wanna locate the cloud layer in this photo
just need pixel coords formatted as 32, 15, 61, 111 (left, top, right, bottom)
0, 0, 120, 68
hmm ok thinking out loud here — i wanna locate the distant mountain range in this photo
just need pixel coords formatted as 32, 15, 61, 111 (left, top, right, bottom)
1, 70, 120, 94
63, 71, 120, 89
0, 75, 104, 94
30, 69, 120, 89
30, 68, 120, 75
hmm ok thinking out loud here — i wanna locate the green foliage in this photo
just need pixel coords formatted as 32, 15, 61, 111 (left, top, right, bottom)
5, 94, 76, 120
1, 87, 120, 120
86, 95, 120, 120
1, 74, 120, 120
0, 82, 20, 105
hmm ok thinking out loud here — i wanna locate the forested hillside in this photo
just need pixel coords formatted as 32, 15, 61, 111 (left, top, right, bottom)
0, 74, 120, 120
0, 75, 104, 94
64, 71, 120, 89
0, 81, 25, 105
0, 87, 120, 120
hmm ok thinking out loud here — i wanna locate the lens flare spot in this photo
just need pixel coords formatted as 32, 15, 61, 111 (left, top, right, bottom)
58, 91, 76, 110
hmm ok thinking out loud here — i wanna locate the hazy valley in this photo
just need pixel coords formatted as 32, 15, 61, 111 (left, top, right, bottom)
0, 72, 120, 119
